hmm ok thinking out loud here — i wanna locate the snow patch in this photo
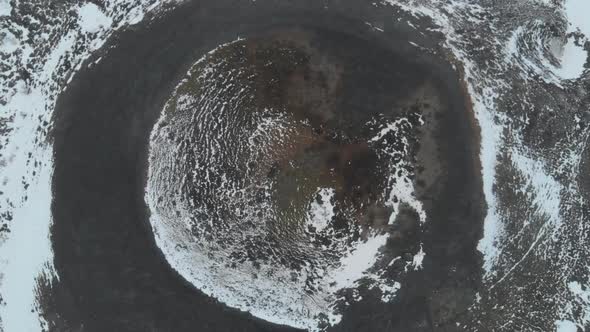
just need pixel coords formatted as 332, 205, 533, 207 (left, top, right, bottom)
555, 320, 579, 332
0, 0, 10, 17
0, 30, 18, 54
564, 0, 590, 39
412, 245, 425, 269
553, 0, 590, 80
555, 36, 587, 80
78, 3, 112, 33
378, 281, 401, 302
329, 233, 388, 290
306, 188, 335, 232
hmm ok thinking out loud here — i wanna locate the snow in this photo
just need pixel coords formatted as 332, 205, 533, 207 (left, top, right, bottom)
564, 0, 590, 39
510, 147, 563, 233
368, 117, 427, 225
0, 30, 18, 54
555, 36, 587, 80
0, 150, 53, 332
0, 0, 10, 17
555, 320, 578, 332
554, 0, 590, 80
146, 196, 324, 330
369, 118, 407, 143
384, 0, 505, 271
0, 80, 55, 332
486, 145, 568, 287
306, 188, 335, 232
565, 280, 590, 329
78, 3, 112, 33
569, 280, 589, 299
330, 233, 388, 289
126, 1, 161, 26
378, 281, 401, 302
469, 85, 503, 273
412, 245, 425, 269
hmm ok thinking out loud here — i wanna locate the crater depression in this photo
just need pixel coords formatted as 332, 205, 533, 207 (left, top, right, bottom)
50, 3, 485, 331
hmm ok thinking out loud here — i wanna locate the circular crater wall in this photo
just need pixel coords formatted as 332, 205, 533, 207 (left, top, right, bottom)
51, 1, 485, 331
